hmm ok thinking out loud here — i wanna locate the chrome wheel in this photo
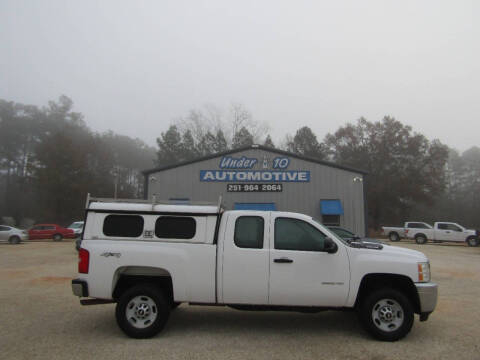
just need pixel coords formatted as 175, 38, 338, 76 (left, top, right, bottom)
415, 235, 427, 244
126, 295, 158, 329
371, 298, 404, 332
389, 233, 400, 242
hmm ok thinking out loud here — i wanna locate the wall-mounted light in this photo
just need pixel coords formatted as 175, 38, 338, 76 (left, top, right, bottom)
353, 176, 363, 182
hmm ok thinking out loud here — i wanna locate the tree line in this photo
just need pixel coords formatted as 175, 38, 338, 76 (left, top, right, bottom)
1, 96, 478, 231
0, 96, 155, 226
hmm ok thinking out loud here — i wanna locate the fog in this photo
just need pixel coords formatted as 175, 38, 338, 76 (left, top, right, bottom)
1, 0, 478, 150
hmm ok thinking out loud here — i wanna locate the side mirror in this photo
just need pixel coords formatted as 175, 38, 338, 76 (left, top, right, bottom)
324, 237, 338, 254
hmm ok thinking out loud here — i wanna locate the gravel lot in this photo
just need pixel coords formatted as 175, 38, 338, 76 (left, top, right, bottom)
0, 240, 479, 360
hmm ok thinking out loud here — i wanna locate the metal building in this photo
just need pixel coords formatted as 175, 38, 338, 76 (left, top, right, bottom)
143, 145, 367, 236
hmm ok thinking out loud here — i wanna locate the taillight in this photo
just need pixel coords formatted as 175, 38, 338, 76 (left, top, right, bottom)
78, 249, 89, 274
405, 229, 409, 234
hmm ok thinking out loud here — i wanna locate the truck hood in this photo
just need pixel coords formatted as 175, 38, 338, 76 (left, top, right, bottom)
347, 241, 428, 262
379, 245, 428, 262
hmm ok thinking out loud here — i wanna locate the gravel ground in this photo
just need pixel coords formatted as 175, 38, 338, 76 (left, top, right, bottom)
0, 240, 479, 360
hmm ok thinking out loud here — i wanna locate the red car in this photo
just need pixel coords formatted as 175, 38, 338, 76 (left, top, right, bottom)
28, 224, 75, 241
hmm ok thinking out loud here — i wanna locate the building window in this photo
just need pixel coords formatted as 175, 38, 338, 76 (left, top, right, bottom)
103, 215, 144, 237
321, 215, 340, 227
155, 216, 196, 239
234, 216, 264, 249
320, 199, 343, 226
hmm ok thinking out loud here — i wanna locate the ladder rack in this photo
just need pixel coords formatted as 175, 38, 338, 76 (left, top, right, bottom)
85, 193, 224, 212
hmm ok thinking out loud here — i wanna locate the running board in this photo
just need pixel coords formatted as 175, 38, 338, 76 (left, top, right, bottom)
80, 299, 116, 306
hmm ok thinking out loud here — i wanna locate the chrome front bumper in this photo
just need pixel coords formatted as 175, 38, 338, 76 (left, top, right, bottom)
416, 282, 438, 314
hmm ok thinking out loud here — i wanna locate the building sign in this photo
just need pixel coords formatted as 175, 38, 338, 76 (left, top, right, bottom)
227, 183, 283, 192
199, 155, 310, 183
200, 170, 309, 182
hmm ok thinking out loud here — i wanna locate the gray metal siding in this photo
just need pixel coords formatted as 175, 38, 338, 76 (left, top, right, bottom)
146, 148, 366, 236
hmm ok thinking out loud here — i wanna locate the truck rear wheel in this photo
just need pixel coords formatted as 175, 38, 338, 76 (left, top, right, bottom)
388, 232, 400, 242
358, 288, 414, 341
415, 234, 427, 244
115, 284, 170, 338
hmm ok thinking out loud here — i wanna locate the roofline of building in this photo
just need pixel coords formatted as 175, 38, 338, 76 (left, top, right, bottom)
142, 144, 368, 176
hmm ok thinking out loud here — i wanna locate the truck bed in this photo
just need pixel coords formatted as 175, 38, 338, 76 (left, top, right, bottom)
79, 239, 217, 302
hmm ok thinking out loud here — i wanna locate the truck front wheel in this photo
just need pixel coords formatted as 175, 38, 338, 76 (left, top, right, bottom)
358, 288, 414, 341
466, 236, 479, 247
115, 284, 171, 338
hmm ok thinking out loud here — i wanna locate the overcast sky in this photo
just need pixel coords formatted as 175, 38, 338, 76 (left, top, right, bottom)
1, 0, 478, 151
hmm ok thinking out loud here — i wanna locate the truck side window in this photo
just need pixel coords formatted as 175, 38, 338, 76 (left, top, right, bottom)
445, 224, 461, 231
275, 218, 326, 251
155, 216, 196, 239
234, 216, 264, 249
408, 223, 428, 228
103, 215, 144, 237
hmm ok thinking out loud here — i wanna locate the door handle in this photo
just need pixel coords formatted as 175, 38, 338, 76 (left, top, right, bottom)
274, 258, 293, 263
446, 231, 450, 233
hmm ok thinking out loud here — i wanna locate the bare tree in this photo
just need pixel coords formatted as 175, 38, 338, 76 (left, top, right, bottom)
175, 102, 269, 149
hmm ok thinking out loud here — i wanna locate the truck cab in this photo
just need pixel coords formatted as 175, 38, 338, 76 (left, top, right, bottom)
72, 198, 438, 341
433, 222, 478, 246
219, 210, 349, 307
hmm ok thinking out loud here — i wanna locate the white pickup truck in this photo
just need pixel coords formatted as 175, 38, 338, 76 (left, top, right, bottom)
72, 199, 438, 341
383, 222, 479, 246
382, 222, 433, 242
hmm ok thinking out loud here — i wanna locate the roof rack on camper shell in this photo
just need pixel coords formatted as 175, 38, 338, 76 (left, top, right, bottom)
84, 193, 224, 213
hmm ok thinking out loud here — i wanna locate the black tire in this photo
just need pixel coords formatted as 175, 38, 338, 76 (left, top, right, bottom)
115, 283, 170, 339
8, 236, 21, 244
466, 236, 479, 247
389, 232, 400, 242
52, 234, 63, 242
358, 288, 414, 341
415, 234, 427, 244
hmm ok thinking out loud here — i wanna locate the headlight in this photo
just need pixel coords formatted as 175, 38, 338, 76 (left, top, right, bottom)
417, 262, 430, 283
